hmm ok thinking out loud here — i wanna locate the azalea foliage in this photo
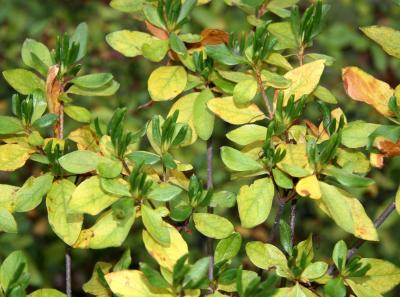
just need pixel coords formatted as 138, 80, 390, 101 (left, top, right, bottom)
0, 0, 400, 296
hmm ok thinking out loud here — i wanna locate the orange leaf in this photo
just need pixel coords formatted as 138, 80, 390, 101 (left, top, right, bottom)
342, 66, 394, 116
145, 21, 169, 40
377, 139, 400, 157
189, 28, 229, 49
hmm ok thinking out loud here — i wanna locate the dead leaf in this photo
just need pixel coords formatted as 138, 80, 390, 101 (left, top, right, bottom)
45, 65, 62, 114
342, 67, 394, 116
145, 21, 169, 40
377, 139, 400, 157
189, 28, 229, 49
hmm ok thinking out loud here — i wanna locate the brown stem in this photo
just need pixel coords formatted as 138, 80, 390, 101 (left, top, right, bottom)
298, 46, 305, 66
58, 102, 64, 139
268, 198, 285, 243
255, 69, 274, 119
65, 248, 72, 297
206, 138, 215, 292
257, 0, 270, 18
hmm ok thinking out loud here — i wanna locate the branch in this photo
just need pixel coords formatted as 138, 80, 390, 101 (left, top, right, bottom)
268, 198, 285, 244
255, 69, 274, 119
290, 199, 297, 246
206, 137, 215, 293
347, 200, 396, 260
65, 249, 72, 297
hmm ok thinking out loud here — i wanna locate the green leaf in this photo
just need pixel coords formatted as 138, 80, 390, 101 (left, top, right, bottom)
214, 232, 242, 263
142, 39, 169, 62
301, 261, 328, 281
67, 80, 120, 96
74, 198, 135, 249
205, 44, 247, 65
221, 146, 263, 172
193, 213, 234, 239
59, 150, 101, 174
97, 158, 122, 179
148, 66, 187, 101
21, 38, 52, 74
272, 168, 293, 189
210, 191, 236, 208
100, 178, 131, 197
324, 278, 347, 297
140, 262, 170, 289
323, 167, 374, 188
127, 151, 161, 165
237, 178, 274, 228
15, 173, 53, 212
226, 124, 267, 146
69, 176, 119, 216
170, 33, 187, 55
0, 208, 17, 233
361, 26, 400, 59
114, 249, 132, 271
64, 105, 92, 123
193, 89, 215, 141
110, 0, 143, 13
3, 69, 44, 95
70, 22, 88, 61
148, 183, 183, 202
106, 30, 155, 57
245, 241, 290, 277
233, 79, 258, 105
0, 116, 24, 134
332, 240, 347, 272
71, 73, 113, 89
141, 204, 171, 246
268, 22, 297, 50
28, 289, 67, 297
261, 70, 291, 88
33, 113, 58, 129
0, 251, 29, 293
341, 121, 380, 148
46, 179, 83, 245
313, 85, 338, 104
183, 257, 209, 288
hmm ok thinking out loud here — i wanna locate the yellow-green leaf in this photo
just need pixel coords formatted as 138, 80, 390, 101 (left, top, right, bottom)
28, 289, 67, 297
361, 25, 400, 59
148, 66, 187, 101
0, 208, 17, 233
226, 124, 267, 146
73, 199, 135, 249
207, 97, 266, 125
106, 30, 154, 57
318, 182, 378, 241
141, 204, 171, 246
2, 69, 44, 95
237, 178, 274, 228
0, 184, 19, 212
69, 176, 120, 216
193, 213, 234, 239
233, 79, 258, 105
193, 89, 215, 141
221, 146, 263, 172
46, 179, 83, 246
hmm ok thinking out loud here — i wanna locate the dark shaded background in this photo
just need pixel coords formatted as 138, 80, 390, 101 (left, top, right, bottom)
0, 0, 399, 295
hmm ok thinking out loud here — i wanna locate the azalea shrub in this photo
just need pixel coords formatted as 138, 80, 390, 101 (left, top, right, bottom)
0, 0, 400, 296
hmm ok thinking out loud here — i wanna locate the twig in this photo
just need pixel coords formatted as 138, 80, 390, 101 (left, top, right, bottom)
347, 200, 396, 260
290, 199, 297, 246
328, 200, 396, 275
65, 248, 72, 297
254, 69, 274, 119
268, 199, 285, 243
206, 137, 215, 293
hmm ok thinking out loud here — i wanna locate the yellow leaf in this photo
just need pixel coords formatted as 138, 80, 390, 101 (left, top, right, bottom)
0, 143, 32, 171
143, 223, 188, 271
283, 60, 325, 102
396, 186, 400, 214
207, 97, 266, 125
295, 175, 321, 199
148, 66, 187, 101
68, 126, 99, 152
342, 66, 394, 116
0, 184, 19, 212
105, 270, 173, 297
361, 26, 400, 59
276, 144, 313, 177
167, 92, 199, 144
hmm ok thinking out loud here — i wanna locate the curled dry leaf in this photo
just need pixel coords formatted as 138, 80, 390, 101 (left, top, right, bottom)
189, 28, 229, 49
145, 20, 169, 40
377, 139, 400, 157
342, 67, 394, 116
45, 65, 62, 114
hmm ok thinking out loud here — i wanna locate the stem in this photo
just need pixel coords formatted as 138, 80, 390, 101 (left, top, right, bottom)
58, 102, 64, 139
255, 69, 274, 119
65, 248, 72, 297
290, 199, 297, 246
347, 201, 396, 260
298, 46, 305, 66
206, 137, 214, 292
328, 200, 396, 275
268, 199, 285, 243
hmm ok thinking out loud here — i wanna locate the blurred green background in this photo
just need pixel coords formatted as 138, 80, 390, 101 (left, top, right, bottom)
0, 0, 399, 295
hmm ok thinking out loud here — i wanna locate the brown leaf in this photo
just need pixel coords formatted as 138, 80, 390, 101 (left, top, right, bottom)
45, 65, 62, 114
145, 21, 169, 40
342, 66, 394, 116
189, 28, 229, 49
377, 139, 400, 157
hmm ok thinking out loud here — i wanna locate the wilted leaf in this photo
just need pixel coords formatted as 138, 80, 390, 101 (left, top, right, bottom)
342, 67, 394, 116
